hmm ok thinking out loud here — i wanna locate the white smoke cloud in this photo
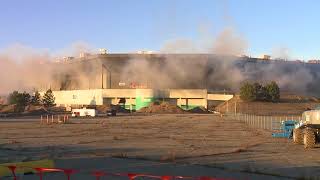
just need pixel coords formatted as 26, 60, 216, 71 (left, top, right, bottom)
211, 27, 248, 56
272, 47, 291, 60
0, 42, 95, 95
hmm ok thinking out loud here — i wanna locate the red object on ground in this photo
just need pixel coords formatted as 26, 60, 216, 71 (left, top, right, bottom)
33, 167, 63, 180
128, 173, 138, 180
61, 169, 77, 180
7, 166, 17, 180
3, 165, 236, 180
92, 171, 107, 180
162, 175, 173, 180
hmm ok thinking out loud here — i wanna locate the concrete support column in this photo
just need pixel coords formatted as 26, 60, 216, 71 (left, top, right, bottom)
203, 98, 207, 109
129, 97, 132, 111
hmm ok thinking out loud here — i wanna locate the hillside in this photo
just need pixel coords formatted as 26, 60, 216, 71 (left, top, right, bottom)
215, 94, 319, 115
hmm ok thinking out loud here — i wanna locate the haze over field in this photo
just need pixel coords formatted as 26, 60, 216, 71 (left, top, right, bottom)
1, 1, 320, 96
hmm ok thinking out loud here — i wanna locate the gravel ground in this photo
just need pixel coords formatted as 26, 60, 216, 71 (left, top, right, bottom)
0, 113, 319, 179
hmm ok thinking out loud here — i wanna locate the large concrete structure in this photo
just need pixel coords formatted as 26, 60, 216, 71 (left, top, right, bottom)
47, 52, 320, 109
52, 89, 233, 110
51, 53, 320, 93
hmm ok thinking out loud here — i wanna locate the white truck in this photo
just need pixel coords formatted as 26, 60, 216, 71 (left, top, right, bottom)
71, 108, 97, 117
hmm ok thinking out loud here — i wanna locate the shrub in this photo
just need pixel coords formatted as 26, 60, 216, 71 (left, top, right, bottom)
253, 82, 268, 101
265, 81, 280, 102
7, 91, 31, 112
240, 81, 280, 102
8, 91, 20, 105
240, 82, 256, 101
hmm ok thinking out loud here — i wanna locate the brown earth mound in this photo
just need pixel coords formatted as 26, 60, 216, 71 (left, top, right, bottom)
0, 104, 16, 113
96, 105, 113, 113
24, 105, 48, 115
138, 102, 185, 113
47, 106, 66, 112
216, 94, 319, 116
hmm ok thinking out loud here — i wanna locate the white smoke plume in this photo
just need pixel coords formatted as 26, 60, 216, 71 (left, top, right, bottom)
0, 29, 318, 97
120, 26, 248, 90
0, 42, 95, 95
212, 27, 248, 56
0, 44, 53, 95
272, 47, 291, 60
120, 25, 319, 96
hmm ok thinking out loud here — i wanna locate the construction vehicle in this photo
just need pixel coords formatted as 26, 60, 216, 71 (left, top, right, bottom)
293, 110, 320, 148
272, 120, 297, 138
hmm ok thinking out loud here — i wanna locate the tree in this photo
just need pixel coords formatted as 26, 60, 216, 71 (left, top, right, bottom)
31, 91, 42, 105
240, 82, 256, 101
20, 92, 31, 106
7, 91, 31, 112
253, 82, 268, 101
8, 91, 20, 104
265, 81, 280, 102
42, 89, 55, 107
240, 81, 280, 102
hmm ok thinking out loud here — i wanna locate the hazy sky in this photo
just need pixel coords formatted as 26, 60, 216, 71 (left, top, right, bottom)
0, 0, 319, 59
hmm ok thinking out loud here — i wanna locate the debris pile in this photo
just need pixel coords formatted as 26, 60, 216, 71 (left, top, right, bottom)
0, 104, 16, 113
23, 105, 48, 115
96, 105, 113, 114
187, 106, 208, 113
138, 102, 185, 113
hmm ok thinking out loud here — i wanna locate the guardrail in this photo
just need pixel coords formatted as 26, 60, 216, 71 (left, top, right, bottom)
228, 113, 302, 131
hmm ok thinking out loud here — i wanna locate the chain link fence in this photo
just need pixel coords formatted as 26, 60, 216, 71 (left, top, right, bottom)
228, 113, 302, 131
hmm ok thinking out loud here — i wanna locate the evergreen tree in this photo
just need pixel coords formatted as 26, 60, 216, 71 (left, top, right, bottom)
42, 89, 55, 107
8, 91, 20, 104
7, 91, 31, 112
240, 82, 256, 101
265, 81, 280, 102
31, 91, 42, 105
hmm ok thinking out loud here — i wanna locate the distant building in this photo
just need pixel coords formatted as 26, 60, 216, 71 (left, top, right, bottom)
99, 48, 107, 55
308, 60, 320, 64
260, 54, 271, 60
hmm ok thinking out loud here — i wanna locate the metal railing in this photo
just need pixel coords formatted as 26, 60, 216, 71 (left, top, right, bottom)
228, 113, 302, 131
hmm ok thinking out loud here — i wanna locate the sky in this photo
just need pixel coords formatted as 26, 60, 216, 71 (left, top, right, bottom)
0, 0, 320, 60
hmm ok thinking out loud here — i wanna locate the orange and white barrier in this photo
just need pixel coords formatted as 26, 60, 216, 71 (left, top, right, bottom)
40, 115, 69, 124
1, 164, 236, 180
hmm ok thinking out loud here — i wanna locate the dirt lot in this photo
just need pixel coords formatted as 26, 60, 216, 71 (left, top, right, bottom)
1, 114, 320, 179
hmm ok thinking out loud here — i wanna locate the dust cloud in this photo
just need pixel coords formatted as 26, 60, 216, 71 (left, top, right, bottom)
120, 26, 319, 95
120, 26, 248, 91
0, 42, 98, 95
1, 31, 319, 97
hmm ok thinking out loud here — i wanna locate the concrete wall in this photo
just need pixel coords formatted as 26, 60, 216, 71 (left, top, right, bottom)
50, 89, 232, 109
177, 98, 207, 109
52, 89, 103, 106
207, 94, 234, 101
102, 89, 136, 98
169, 89, 207, 98
102, 89, 154, 98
